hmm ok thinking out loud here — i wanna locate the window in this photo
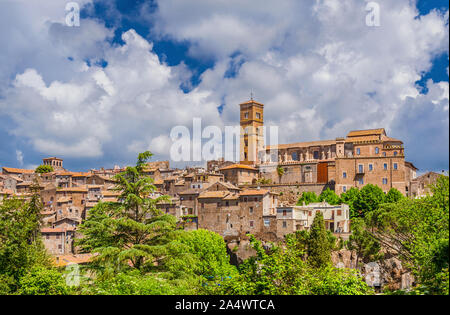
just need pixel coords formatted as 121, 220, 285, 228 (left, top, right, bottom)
264, 219, 270, 227
249, 207, 253, 213
375, 147, 379, 154
308, 211, 312, 216
384, 163, 388, 170
382, 178, 388, 185
356, 148, 361, 155
343, 172, 347, 179
358, 178, 364, 185
244, 112, 249, 119
249, 220, 254, 228
343, 186, 347, 193
369, 164, 373, 171
337, 210, 342, 216
358, 164, 364, 173
282, 221, 287, 228
393, 163, 398, 170
394, 151, 398, 156
313, 151, 319, 159
383, 152, 386, 157
282, 210, 287, 216
291, 152, 298, 161
256, 112, 261, 119
226, 201, 229, 206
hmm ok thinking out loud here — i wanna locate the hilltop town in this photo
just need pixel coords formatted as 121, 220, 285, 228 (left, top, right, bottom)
0, 99, 442, 260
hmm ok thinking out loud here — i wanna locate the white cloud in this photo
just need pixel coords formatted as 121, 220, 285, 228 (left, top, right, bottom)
15, 150, 24, 166
0, 0, 448, 171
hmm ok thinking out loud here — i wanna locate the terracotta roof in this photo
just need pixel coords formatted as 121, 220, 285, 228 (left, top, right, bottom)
240, 189, 270, 196
219, 164, 257, 171
101, 191, 120, 197
223, 193, 240, 200
56, 197, 71, 203
239, 100, 264, 106
382, 135, 403, 144
16, 181, 32, 186
347, 128, 385, 137
43, 157, 63, 161
40, 210, 56, 215
58, 187, 88, 192
153, 179, 163, 185
72, 172, 90, 177
345, 135, 381, 143
52, 254, 93, 267
0, 189, 14, 195
198, 191, 230, 199
2, 167, 35, 174
41, 227, 74, 233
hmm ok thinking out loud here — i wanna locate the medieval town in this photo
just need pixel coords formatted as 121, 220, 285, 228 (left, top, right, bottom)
0, 99, 442, 284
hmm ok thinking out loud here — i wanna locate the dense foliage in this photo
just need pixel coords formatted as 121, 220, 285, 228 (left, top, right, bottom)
318, 188, 341, 205
215, 235, 372, 295
0, 186, 68, 294
35, 165, 54, 174
296, 191, 318, 205
2, 151, 447, 295
366, 176, 449, 294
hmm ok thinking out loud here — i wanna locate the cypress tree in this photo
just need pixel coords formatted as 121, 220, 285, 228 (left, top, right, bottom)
307, 212, 331, 268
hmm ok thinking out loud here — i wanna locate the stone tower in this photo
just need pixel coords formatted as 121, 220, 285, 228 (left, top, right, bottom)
239, 99, 265, 165
42, 157, 64, 171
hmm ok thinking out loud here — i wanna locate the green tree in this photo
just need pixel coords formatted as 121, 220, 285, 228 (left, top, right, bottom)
341, 187, 360, 218
307, 212, 332, 268
76, 151, 177, 276
217, 235, 372, 295
345, 218, 382, 269
366, 175, 449, 294
0, 185, 50, 290
19, 267, 70, 295
81, 270, 200, 295
276, 165, 285, 184
35, 165, 53, 174
166, 229, 237, 281
318, 188, 341, 205
354, 184, 385, 217
297, 191, 318, 205
385, 188, 404, 203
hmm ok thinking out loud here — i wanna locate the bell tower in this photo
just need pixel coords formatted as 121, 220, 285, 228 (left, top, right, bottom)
239, 99, 264, 165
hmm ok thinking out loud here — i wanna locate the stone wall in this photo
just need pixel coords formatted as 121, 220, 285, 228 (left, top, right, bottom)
244, 183, 333, 205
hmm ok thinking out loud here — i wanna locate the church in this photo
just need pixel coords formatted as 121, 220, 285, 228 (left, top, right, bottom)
238, 99, 418, 196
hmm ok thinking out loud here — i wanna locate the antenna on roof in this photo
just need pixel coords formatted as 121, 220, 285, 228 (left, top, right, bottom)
250, 90, 254, 101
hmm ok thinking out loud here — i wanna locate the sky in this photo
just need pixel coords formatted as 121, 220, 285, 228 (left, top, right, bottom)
0, 0, 448, 173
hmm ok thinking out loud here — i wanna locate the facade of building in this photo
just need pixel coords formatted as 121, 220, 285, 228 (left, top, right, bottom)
236, 99, 418, 196
276, 202, 350, 239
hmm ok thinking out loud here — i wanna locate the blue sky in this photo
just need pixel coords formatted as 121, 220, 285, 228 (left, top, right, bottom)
0, 0, 448, 173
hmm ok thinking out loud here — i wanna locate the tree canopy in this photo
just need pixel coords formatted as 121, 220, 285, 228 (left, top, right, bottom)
35, 165, 54, 174
297, 191, 318, 205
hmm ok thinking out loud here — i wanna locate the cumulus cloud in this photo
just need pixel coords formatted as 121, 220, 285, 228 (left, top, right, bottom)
0, 0, 448, 171
150, 0, 449, 170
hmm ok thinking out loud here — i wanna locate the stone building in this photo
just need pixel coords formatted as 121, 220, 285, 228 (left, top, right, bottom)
276, 202, 350, 239
410, 171, 443, 198
219, 164, 259, 185
42, 157, 64, 171
235, 98, 418, 196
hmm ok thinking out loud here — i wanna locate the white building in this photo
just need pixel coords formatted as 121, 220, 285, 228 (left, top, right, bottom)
276, 202, 350, 238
